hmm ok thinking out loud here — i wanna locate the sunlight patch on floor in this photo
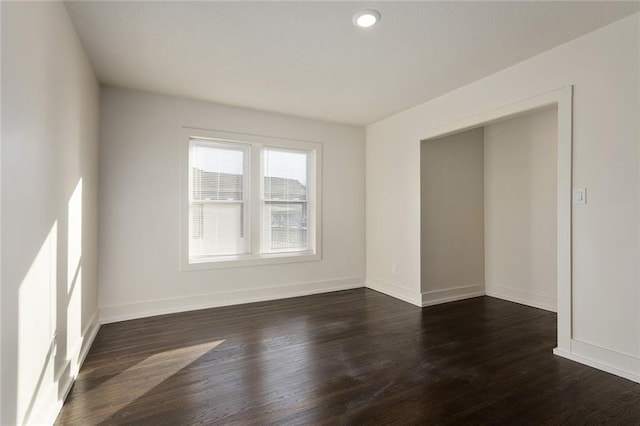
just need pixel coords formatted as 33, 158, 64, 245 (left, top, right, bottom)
74, 340, 225, 423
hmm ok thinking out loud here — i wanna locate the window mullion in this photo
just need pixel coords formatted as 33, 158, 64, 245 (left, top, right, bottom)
250, 144, 262, 255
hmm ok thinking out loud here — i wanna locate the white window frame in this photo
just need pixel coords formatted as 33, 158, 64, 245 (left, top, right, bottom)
180, 128, 322, 270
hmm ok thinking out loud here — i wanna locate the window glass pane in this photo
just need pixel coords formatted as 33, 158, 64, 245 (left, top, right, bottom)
263, 148, 309, 252
263, 201, 308, 250
192, 144, 244, 201
263, 149, 308, 201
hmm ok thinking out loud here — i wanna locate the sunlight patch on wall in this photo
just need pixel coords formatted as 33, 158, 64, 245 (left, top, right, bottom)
67, 179, 83, 374
67, 178, 82, 292
17, 221, 58, 424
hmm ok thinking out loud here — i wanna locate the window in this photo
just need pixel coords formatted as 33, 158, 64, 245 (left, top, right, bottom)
185, 132, 320, 267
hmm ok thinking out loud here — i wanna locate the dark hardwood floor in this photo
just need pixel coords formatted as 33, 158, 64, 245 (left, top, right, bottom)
56, 289, 640, 425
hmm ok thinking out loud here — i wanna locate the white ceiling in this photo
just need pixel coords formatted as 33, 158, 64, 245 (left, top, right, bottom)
65, 1, 640, 126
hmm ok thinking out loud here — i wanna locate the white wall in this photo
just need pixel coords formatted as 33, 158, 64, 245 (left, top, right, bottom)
420, 128, 485, 305
98, 87, 365, 322
484, 107, 558, 312
1, 1, 100, 424
366, 13, 639, 381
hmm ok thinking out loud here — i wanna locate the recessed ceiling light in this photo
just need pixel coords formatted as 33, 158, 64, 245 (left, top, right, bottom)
353, 9, 381, 29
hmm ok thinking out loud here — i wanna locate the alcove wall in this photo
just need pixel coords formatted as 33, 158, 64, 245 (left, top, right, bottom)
420, 128, 485, 304
484, 107, 558, 311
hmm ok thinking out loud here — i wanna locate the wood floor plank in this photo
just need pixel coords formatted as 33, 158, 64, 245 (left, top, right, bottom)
55, 289, 640, 425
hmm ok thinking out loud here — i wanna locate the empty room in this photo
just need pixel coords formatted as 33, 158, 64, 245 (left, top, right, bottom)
2, 1, 639, 425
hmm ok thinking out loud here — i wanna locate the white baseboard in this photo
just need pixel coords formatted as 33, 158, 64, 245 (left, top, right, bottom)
485, 283, 556, 312
421, 284, 484, 307
554, 339, 640, 383
78, 312, 101, 372
58, 311, 101, 399
100, 277, 364, 324
31, 310, 100, 426
365, 276, 422, 307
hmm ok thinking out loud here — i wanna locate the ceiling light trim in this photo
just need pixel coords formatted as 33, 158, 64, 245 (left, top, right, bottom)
353, 9, 382, 29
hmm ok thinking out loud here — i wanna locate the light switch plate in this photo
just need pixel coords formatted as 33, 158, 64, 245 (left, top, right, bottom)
573, 188, 587, 205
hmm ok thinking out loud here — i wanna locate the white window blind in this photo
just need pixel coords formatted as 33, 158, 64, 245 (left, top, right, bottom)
189, 141, 249, 257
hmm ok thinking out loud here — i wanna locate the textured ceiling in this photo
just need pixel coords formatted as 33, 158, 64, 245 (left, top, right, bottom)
65, 1, 640, 126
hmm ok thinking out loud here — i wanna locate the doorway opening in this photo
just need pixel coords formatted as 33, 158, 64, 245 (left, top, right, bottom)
419, 87, 572, 354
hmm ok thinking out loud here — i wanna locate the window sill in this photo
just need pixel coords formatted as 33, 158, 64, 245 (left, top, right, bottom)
181, 251, 320, 271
